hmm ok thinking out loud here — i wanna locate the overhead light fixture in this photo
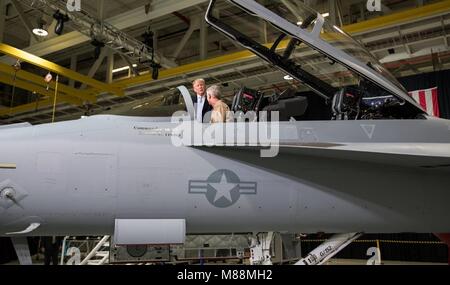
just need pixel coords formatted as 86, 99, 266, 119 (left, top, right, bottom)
33, 18, 48, 37
53, 10, 70, 35
33, 28, 48, 37
284, 75, 293, 81
112, 64, 138, 74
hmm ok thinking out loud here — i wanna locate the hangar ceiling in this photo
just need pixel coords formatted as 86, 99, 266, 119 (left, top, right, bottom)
0, 0, 449, 124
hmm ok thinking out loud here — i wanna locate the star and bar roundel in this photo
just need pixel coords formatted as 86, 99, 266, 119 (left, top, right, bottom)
188, 169, 257, 208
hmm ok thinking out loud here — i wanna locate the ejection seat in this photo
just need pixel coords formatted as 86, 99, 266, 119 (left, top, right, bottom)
331, 87, 363, 120
262, 88, 309, 121
231, 87, 309, 121
231, 87, 264, 114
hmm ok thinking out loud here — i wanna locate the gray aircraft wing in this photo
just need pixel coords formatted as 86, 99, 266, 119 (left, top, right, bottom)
194, 117, 450, 176
198, 143, 450, 172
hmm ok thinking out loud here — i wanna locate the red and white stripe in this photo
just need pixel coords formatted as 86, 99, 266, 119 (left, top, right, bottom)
408, 87, 440, 117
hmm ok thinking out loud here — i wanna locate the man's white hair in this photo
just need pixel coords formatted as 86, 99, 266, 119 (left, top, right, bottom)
206, 85, 222, 100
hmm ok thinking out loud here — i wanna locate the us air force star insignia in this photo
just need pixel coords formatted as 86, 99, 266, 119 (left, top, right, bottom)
189, 169, 257, 208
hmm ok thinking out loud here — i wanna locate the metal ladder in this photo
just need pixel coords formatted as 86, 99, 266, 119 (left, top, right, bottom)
80, 235, 111, 265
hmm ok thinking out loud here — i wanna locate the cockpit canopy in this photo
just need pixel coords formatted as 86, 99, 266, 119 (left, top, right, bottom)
205, 0, 425, 118
104, 0, 426, 121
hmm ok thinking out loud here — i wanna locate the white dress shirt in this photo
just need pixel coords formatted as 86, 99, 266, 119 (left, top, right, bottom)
196, 95, 205, 122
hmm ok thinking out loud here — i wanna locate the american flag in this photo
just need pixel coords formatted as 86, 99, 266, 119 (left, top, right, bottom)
408, 87, 440, 117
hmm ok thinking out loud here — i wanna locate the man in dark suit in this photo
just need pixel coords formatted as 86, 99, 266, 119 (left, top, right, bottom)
41, 236, 62, 265
192, 78, 212, 122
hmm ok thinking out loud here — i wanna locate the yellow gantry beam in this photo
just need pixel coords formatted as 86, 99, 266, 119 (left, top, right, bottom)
111, 0, 450, 90
0, 43, 124, 96
0, 62, 96, 103
112, 40, 291, 89
344, 0, 450, 34
113, 49, 258, 89
0, 97, 56, 117
0, 74, 84, 117
0, 73, 82, 105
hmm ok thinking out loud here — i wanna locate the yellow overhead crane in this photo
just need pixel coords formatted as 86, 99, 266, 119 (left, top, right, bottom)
0, 73, 82, 107
1, 0, 449, 118
0, 96, 65, 118
0, 43, 123, 96
0, 43, 123, 117
0, 62, 96, 101
0, 72, 85, 117
343, 0, 450, 35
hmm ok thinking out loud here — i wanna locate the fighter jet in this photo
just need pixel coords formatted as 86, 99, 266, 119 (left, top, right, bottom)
1, 0, 450, 265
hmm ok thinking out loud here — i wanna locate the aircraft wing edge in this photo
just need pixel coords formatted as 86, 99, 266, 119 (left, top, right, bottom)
195, 143, 450, 170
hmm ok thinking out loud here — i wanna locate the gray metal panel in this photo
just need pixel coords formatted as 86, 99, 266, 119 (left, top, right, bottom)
114, 219, 186, 245
11, 237, 32, 265
1, 114, 450, 236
